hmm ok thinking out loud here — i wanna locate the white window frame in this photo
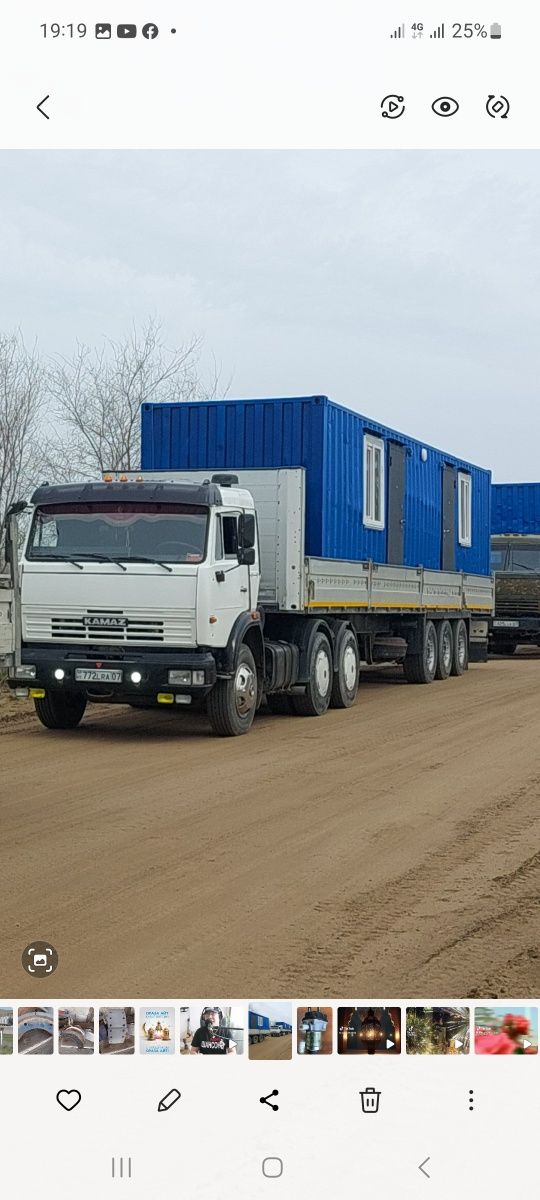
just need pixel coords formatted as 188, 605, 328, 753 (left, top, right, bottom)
458, 471, 472, 547
363, 434, 385, 531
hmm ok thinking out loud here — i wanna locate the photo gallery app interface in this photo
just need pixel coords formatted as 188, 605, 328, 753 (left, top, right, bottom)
1, 2, 539, 1198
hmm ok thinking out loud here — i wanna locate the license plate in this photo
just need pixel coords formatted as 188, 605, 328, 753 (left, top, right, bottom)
493, 620, 519, 628
75, 668, 123, 683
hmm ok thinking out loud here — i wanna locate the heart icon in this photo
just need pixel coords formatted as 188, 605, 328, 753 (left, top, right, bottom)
56, 1089, 82, 1111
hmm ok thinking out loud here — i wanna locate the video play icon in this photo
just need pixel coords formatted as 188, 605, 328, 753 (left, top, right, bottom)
381, 94, 405, 119
117, 24, 137, 38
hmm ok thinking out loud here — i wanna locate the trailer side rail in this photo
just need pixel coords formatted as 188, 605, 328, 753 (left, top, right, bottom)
304, 558, 494, 615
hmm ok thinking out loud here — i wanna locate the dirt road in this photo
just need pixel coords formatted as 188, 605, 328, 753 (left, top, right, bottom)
2, 654, 540, 999
249, 1035, 293, 1060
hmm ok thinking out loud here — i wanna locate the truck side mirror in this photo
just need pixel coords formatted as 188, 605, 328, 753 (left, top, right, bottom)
237, 512, 257, 566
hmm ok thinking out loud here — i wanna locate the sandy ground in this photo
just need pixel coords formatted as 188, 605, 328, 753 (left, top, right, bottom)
249, 1034, 293, 1060
1, 653, 540, 999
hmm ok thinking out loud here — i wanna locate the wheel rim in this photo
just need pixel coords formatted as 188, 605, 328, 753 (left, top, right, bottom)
315, 648, 331, 697
442, 628, 452, 671
458, 629, 467, 667
343, 643, 358, 691
235, 663, 257, 717
426, 630, 437, 674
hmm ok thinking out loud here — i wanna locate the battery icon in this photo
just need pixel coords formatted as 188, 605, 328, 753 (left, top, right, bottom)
490, 22, 502, 38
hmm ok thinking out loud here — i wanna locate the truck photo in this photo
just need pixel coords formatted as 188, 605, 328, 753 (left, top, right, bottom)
1, 395, 494, 737
249, 1010, 271, 1044
490, 482, 540, 655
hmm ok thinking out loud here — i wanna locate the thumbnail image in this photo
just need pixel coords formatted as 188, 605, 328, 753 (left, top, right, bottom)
140, 1008, 175, 1055
0, 1008, 13, 1055
180, 1004, 244, 1055
297, 1004, 333, 1055
59, 1007, 94, 1055
338, 1007, 401, 1055
18, 1007, 54, 1055
474, 1007, 538, 1055
249, 1002, 293, 1060
406, 1007, 470, 1055
99, 1007, 135, 1055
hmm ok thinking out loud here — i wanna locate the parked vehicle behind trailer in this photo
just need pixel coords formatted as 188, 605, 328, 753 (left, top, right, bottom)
1, 396, 494, 737
490, 482, 540, 654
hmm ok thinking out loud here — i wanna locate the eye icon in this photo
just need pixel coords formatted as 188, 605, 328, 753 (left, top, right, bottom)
432, 96, 459, 118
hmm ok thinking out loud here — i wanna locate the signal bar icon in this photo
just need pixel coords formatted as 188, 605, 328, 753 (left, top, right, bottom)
390, 23, 405, 39
430, 23, 445, 38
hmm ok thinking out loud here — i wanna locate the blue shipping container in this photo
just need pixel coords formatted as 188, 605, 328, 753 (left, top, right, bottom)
141, 396, 491, 575
492, 483, 540, 536
249, 1011, 270, 1031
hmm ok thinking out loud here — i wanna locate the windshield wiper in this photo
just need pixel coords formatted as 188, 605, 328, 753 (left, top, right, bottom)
76, 553, 128, 572
512, 561, 539, 574
124, 555, 173, 574
35, 553, 84, 570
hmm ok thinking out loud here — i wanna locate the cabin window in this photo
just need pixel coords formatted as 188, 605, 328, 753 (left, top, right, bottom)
458, 472, 472, 547
363, 434, 385, 530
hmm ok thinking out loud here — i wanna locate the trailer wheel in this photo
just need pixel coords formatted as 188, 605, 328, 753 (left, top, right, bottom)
435, 620, 453, 680
403, 620, 437, 684
34, 691, 87, 730
450, 618, 469, 675
207, 644, 258, 736
291, 631, 332, 716
330, 628, 360, 709
266, 693, 295, 715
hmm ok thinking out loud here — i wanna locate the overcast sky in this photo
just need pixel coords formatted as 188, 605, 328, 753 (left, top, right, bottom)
0, 150, 538, 480
250, 1001, 292, 1024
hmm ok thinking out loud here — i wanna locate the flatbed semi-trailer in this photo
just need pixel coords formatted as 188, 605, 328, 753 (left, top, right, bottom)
0, 396, 493, 737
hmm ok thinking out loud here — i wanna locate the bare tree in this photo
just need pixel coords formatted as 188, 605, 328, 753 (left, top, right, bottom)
46, 319, 229, 477
0, 331, 45, 530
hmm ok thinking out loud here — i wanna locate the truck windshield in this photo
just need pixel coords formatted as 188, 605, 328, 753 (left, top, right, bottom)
27, 502, 209, 564
491, 543, 540, 574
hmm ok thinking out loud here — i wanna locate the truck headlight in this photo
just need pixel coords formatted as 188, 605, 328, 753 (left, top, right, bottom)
15, 665, 36, 679
130, 671, 142, 684
54, 668, 65, 680
168, 669, 192, 685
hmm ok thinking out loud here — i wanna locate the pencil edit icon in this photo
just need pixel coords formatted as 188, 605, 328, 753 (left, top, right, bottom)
158, 1088, 181, 1112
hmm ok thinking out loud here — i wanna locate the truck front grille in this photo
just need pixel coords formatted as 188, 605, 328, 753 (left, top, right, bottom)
496, 596, 540, 615
23, 606, 196, 647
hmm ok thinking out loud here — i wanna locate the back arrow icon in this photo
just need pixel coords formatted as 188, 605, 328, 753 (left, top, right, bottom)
419, 1157, 431, 1178
37, 95, 50, 119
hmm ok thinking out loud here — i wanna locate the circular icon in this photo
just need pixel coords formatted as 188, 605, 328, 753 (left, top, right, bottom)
142, 22, 159, 39
381, 94, 405, 120
432, 96, 459, 118
486, 94, 510, 118
21, 941, 59, 977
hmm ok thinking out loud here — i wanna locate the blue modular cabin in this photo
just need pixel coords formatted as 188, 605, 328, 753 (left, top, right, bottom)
249, 1011, 270, 1031
492, 483, 540, 536
141, 395, 491, 576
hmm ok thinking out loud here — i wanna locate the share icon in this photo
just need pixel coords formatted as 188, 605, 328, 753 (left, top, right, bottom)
260, 1089, 279, 1111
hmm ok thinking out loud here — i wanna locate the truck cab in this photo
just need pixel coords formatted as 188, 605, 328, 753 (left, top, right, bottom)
6, 476, 264, 735
490, 535, 540, 653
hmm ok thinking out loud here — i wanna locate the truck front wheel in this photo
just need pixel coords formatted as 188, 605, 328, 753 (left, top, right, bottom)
34, 691, 87, 730
291, 631, 333, 716
207, 644, 258, 737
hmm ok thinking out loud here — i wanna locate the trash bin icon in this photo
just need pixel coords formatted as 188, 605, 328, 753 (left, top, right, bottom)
360, 1086, 381, 1113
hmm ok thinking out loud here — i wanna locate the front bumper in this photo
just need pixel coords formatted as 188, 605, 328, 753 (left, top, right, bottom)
8, 645, 217, 701
490, 616, 540, 644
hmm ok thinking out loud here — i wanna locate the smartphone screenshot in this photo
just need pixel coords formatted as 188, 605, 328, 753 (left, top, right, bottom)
1, 2, 539, 1196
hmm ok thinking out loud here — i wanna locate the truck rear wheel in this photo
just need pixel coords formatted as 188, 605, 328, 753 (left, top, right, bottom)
291, 631, 332, 716
34, 691, 87, 730
435, 620, 453, 680
330, 628, 360, 709
450, 618, 469, 675
207, 644, 258, 736
403, 620, 437, 684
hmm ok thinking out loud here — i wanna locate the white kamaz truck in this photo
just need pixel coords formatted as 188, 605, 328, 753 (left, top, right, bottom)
1, 468, 493, 737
